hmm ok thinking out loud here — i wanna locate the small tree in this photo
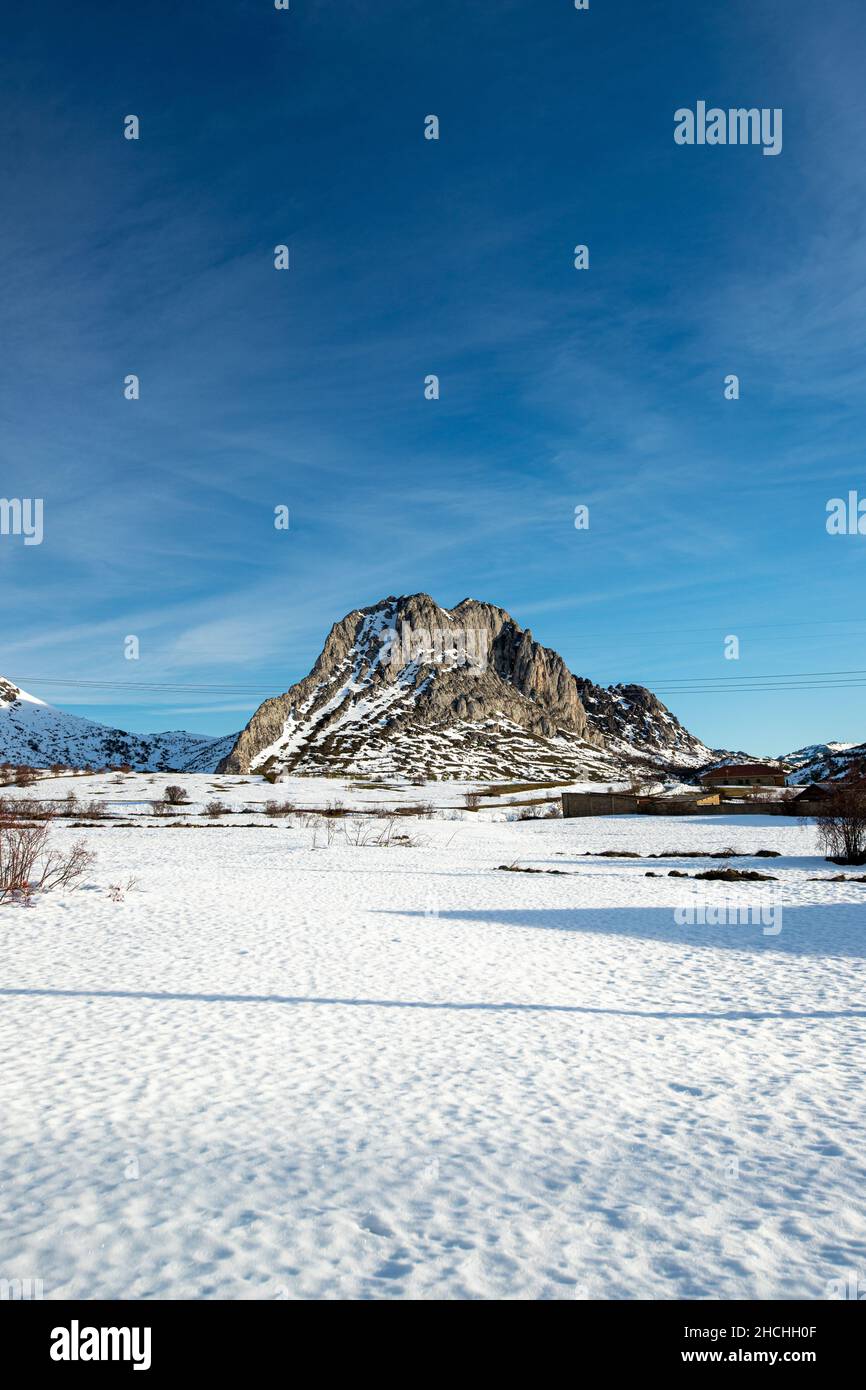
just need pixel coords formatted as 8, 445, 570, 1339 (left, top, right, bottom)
163, 785, 189, 805
816, 786, 866, 865
0, 809, 94, 904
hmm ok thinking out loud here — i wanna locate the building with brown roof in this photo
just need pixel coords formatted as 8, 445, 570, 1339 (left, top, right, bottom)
697, 764, 788, 796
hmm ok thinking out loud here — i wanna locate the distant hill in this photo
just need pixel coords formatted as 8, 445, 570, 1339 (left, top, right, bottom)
782, 742, 866, 786
0, 677, 234, 773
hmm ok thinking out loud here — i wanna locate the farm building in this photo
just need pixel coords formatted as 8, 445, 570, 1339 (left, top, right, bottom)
697, 763, 789, 796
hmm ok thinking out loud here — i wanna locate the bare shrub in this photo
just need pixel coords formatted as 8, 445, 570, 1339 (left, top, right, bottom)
343, 816, 423, 848
0, 814, 95, 904
464, 791, 482, 809
151, 799, 172, 817
107, 876, 138, 902
14, 766, 37, 788
264, 799, 294, 818
0, 795, 45, 822
204, 800, 227, 818
344, 817, 376, 847
816, 786, 866, 865
163, 785, 189, 805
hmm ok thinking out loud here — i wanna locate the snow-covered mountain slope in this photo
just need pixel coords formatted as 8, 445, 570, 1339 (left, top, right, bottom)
219, 593, 715, 781
0, 678, 235, 772
782, 742, 866, 785
574, 679, 713, 768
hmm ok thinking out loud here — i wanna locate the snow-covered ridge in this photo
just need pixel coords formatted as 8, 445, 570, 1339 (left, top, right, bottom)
0, 678, 235, 772
782, 741, 866, 785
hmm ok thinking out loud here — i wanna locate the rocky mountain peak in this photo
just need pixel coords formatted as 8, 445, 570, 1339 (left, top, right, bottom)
219, 593, 711, 780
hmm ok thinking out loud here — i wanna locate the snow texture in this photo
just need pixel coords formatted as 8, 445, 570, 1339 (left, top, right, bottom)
1, 771, 864, 1300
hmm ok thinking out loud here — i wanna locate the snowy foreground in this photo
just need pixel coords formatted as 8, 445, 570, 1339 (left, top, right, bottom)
1, 772, 865, 1301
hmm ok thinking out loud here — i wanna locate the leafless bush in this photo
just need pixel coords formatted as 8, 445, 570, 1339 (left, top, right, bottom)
344, 817, 378, 847
107, 876, 138, 902
342, 816, 424, 847
816, 787, 866, 865
264, 799, 294, 817
151, 799, 172, 817
13, 765, 37, 788
464, 791, 482, 809
0, 795, 51, 821
164, 785, 189, 805
204, 800, 227, 818
0, 816, 95, 904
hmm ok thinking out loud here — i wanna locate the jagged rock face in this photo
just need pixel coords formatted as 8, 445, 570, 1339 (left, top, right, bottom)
1, 678, 23, 705
574, 679, 711, 765
220, 593, 712, 780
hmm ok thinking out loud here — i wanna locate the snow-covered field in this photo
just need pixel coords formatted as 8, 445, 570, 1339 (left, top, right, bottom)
1, 772, 864, 1300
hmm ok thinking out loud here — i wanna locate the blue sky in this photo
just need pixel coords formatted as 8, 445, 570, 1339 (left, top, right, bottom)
1, 0, 865, 755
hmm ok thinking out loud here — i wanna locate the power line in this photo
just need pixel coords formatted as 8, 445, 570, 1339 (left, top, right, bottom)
632, 668, 866, 684
14, 664, 866, 691
10, 676, 282, 693
9, 668, 866, 702
651, 682, 866, 695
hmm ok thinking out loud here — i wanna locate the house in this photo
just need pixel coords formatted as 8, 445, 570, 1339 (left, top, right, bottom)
791, 783, 832, 803
697, 763, 788, 797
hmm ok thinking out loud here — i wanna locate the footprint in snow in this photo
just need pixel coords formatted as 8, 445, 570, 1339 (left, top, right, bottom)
360, 1213, 394, 1238
374, 1259, 413, 1281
